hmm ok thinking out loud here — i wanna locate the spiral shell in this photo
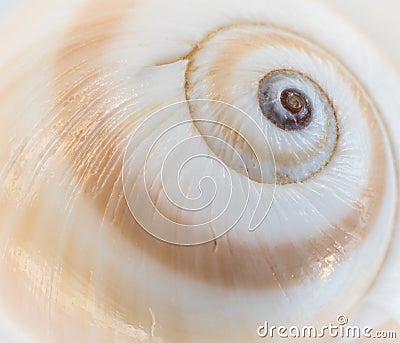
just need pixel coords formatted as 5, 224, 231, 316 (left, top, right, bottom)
0, 0, 399, 342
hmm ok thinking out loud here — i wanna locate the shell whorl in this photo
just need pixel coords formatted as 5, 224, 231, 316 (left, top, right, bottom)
0, 0, 398, 341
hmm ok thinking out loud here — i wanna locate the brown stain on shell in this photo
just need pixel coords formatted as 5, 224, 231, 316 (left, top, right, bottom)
185, 27, 340, 182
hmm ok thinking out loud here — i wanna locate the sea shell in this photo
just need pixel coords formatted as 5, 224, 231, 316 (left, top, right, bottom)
0, 0, 399, 342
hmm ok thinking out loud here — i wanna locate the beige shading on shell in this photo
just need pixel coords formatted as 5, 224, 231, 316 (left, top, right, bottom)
0, 0, 399, 342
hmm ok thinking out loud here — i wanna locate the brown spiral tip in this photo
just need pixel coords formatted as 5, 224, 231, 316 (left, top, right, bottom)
258, 75, 313, 131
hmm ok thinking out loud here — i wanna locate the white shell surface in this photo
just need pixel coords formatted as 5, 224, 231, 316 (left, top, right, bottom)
0, 0, 399, 342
